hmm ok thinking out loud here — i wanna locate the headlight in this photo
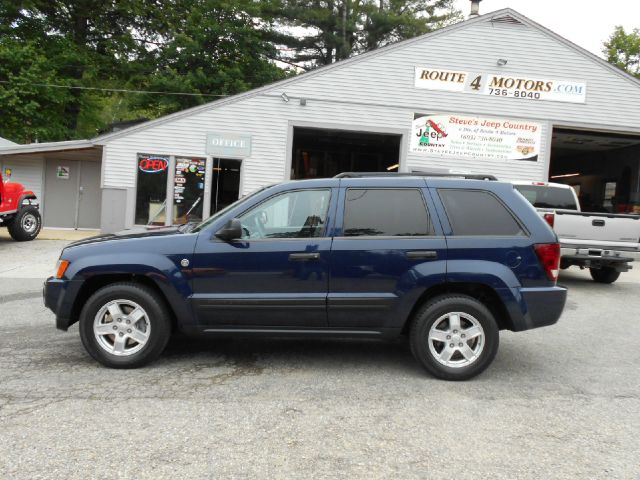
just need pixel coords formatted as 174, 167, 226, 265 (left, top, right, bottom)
54, 260, 70, 279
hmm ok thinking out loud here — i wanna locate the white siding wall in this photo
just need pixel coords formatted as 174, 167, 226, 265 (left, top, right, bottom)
101, 14, 640, 228
0, 155, 44, 200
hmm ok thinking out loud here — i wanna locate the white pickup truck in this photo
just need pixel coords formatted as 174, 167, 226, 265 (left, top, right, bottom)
514, 181, 640, 283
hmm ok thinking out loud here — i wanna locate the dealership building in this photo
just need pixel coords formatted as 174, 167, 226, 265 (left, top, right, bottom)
1, 7, 640, 233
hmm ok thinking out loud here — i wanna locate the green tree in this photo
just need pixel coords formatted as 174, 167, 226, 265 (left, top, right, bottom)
266, 0, 462, 68
0, 0, 292, 142
603, 26, 640, 77
0, 39, 74, 143
0, 0, 160, 141
128, 0, 291, 116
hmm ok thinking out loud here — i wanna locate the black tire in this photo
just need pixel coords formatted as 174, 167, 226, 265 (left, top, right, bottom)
7, 206, 41, 241
589, 267, 620, 284
79, 282, 171, 368
409, 294, 499, 381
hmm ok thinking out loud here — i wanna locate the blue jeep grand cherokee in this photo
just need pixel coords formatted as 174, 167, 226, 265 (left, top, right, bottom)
44, 174, 566, 380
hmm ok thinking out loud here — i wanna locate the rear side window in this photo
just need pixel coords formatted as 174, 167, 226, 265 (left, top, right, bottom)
438, 189, 526, 236
343, 188, 433, 237
514, 185, 578, 210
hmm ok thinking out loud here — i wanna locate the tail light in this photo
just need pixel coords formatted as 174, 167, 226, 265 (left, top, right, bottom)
534, 243, 561, 282
543, 212, 555, 228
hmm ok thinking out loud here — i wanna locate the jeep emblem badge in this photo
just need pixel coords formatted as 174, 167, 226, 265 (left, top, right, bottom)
180, 259, 190, 268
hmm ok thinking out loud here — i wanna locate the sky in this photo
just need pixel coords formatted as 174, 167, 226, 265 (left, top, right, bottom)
452, 0, 640, 57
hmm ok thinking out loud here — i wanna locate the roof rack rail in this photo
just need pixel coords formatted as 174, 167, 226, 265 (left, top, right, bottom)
334, 171, 498, 181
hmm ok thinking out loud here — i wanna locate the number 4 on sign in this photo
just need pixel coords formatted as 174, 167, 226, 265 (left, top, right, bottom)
470, 75, 483, 91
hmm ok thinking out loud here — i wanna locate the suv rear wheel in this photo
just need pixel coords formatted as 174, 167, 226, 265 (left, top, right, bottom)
79, 282, 171, 368
410, 294, 499, 380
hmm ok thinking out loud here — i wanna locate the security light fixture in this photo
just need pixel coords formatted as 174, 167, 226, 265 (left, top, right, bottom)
281, 92, 290, 103
299, 98, 307, 106
497, 58, 508, 66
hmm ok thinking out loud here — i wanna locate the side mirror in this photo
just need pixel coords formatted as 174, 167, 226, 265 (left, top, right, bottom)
215, 218, 242, 241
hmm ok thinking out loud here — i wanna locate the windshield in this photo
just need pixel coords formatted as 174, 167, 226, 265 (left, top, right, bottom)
514, 185, 578, 210
191, 186, 269, 233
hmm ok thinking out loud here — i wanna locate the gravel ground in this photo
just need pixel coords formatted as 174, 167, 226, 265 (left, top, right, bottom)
0, 238, 639, 479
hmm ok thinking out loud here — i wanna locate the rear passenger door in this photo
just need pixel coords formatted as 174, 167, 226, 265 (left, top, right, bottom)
328, 179, 447, 330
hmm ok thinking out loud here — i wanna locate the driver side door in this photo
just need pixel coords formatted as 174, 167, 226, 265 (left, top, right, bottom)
191, 187, 336, 328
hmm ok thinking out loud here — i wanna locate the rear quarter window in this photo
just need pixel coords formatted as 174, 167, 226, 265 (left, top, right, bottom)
438, 189, 527, 236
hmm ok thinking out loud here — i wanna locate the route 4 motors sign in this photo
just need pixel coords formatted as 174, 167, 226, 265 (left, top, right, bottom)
410, 113, 542, 161
414, 67, 586, 104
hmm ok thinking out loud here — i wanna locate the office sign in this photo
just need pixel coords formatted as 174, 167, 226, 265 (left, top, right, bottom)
410, 113, 542, 161
414, 67, 586, 104
206, 132, 252, 157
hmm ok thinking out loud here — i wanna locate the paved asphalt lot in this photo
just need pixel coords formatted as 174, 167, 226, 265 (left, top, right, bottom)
1, 237, 639, 479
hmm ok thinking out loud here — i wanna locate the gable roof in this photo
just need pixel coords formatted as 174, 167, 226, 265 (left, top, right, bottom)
92, 7, 509, 143
0, 136, 17, 147
6, 7, 640, 153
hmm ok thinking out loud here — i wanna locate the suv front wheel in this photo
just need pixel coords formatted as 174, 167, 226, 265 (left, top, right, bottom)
79, 282, 171, 368
410, 294, 499, 380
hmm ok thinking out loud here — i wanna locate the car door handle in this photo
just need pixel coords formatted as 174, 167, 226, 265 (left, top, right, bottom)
592, 219, 605, 227
289, 252, 320, 262
405, 250, 438, 260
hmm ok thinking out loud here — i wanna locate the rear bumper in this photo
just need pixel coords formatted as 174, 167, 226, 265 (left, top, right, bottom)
501, 285, 567, 332
43, 277, 78, 331
561, 246, 639, 262
561, 250, 634, 272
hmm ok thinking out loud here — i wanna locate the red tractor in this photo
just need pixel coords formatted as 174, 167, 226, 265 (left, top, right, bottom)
0, 171, 42, 241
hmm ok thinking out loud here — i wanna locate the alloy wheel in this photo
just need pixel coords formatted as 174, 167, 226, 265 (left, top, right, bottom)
427, 312, 485, 368
93, 299, 151, 356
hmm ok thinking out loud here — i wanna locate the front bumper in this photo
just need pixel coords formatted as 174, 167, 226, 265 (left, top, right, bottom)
502, 285, 568, 332
43, 277, 78, 331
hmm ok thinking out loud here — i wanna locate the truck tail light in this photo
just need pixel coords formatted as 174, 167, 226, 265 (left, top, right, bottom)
543, 213, 555, 228
534, 243, 560, 282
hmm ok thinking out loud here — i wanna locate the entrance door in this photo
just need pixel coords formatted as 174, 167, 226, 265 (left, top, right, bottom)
77, 160, 102, 228
44, 159, 101, 228
210, 158, 241, 214
192, 187, 335, 328
44, 159, 79, 228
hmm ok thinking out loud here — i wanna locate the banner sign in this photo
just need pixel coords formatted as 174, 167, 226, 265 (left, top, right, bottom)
414, 67, 586, 104
410, 113, 543, 161
206, 132, 251, 157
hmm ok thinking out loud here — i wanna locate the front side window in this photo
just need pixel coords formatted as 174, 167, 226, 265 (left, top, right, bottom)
342, 188, 433, 237
238, 189, 331, 239
438, 189, 526, 236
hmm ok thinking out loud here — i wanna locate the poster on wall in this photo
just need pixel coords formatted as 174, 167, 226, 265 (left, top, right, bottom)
173, 157, 206, 224
56, 166, 70, 179
410, 113, 542, 162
